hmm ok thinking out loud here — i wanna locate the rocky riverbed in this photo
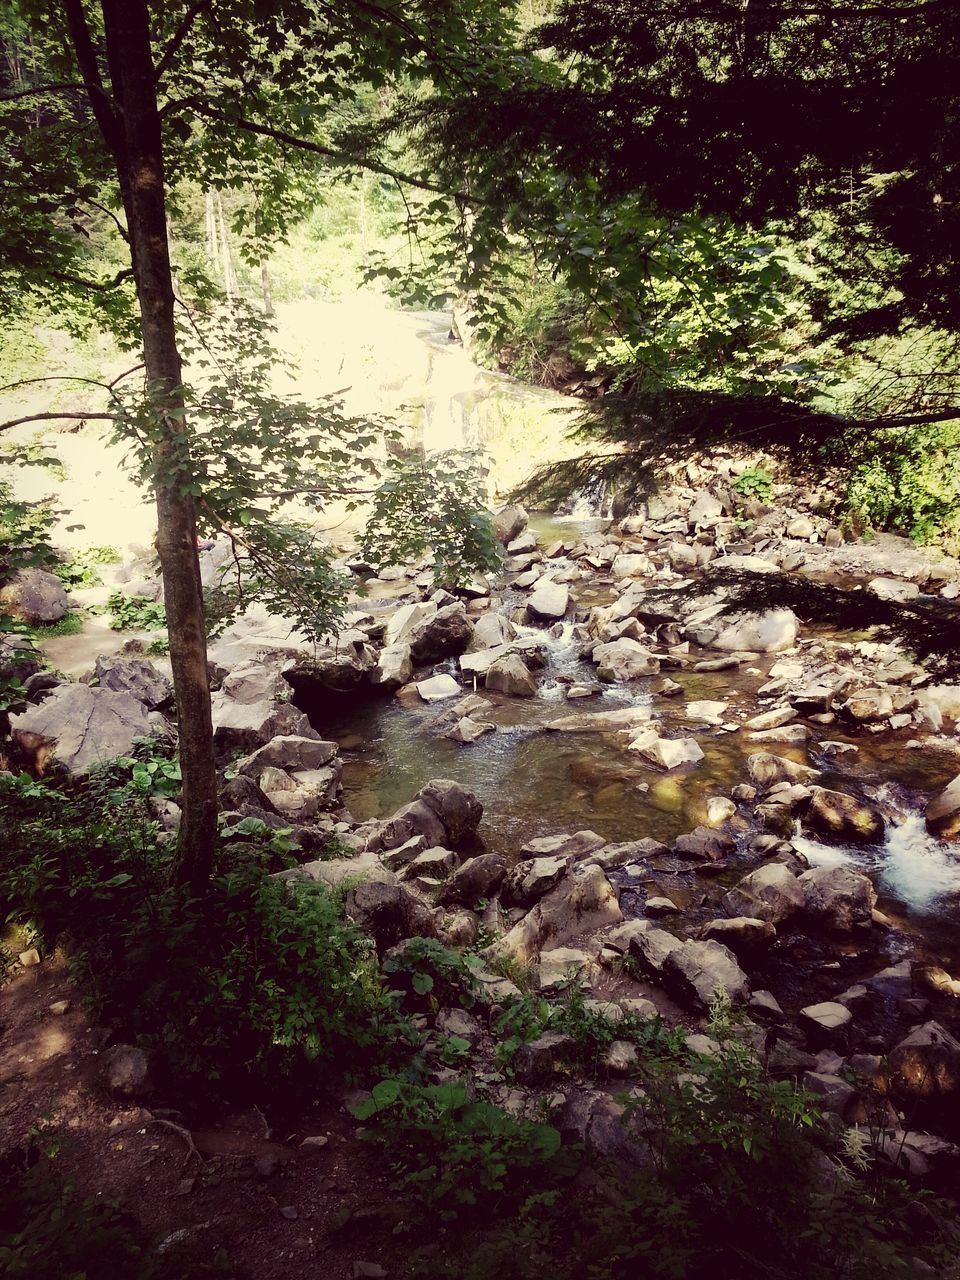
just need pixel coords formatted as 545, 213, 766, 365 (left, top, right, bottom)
4, 452, 960, 1190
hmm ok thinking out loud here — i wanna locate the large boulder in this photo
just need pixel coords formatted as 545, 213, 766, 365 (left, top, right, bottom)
802, 787, 884, 844
663, 939, 750, 1011
628, 728, 703, 770
747, 751, 818, 789
493, 865, 622, 966
408, 604, 474, 663
527, 579, 570, 622
437, 853, 507, 907
385, 601, 437, 647
710, 609, 799, 653
798, 865, 877, 931
593, 638, 660, 681
0, 568, 68, 626
369, 779, 483, 854
10, 683, 153, 777
371, 643, 414, 690
886, 1021, 960, 1103
470, 612, 516, 650
239, 735, 338, 778
925, 774, 960, 841
485, 653, 537, 697
492, 504, 528, 546
722, 863, 805, 924
284, 644, 376, 699
93, 655, 172, 709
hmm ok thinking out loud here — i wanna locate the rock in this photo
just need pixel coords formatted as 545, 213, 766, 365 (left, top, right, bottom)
442, 909, 480, 948
380, 836, 427, 871
786, 515, 815, 539
403, 846, 459, 880
702, 917, 776, 952
345, 878, 438, 950
925, 773, 960, 840
10, 683, 153, 777
435, 1007, 482, 1045
749, 724, 810, 745
385, 602, 436, 647
521, 831, 607, 858
239, 736, 337, 778
444, 715, 496, 744
684, 699, 729, 724
539, 946, 594, 992
102, 1044, 151, 1098
628, 729, 704, 770
798, 1001, 853, 1049
803, 787, 884, 844
802, 1071, 856, 1115
868, 578, 920, 602
706, 796, 736, 825
886, 1021, 960, 1102
409, 604, 474, 663
0, 567, 68, 625
18, 948, 40, 967
611, 553, 653, 578
604, 1040, 639, 1074
746, 751, 818, 789
514, 1031, 575, 1083
744, 706, 796, 731
799, 866, 877, 931
503, 855, 571, 907
526, 579, 570, 622
645, 896, 680, 917
663, 939, 750, 1011
284, 645, 377, 699
418, 779, 483, 845
593, 638, 660, 682
93, 655, 172, 709
437, 853, 506, 907
492, 504, 528, 546
722, 864, 804, 924
0, 633, 42, 684
666, 541, 698, 569
372, 643, 413, 690
494, 865, 621, 965
688, 490, 723, 525
485, 653, 537, 697
657, 677, 683, 697
470, 612, 515, 649
748, 989, 786, 1023
607, 919, 681, 975
673, 825, 735, 861
711, 609, 799, 653
416, 673, 462, 703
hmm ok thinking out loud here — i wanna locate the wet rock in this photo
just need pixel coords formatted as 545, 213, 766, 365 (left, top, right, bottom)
94, 655, 172, 709
416, 673, 462, 703
722, 863, 804, 924
444, 715, 496, 744
409, 604, 474, 663
798, 1001, 853, 1050
702, 917, 776, 953
886, 1021, 960, 1103
744, 706, 796, 731
485, 653, 537, 697
544, 706, 654, 733
628, 729, 704, 770
593, 638, 660, 681
526, 579, 570, 622
371, 643, 413, 690
657, 677, 683, 697
798, 865, 877, 931
674, 825, 735, 861
437, 853, 506, 907
746, 751, 818, 789
748, 724, 810, 744
385, 601, 436, 647
10, 683, 153, 777
868, 577, 920, 603
802, 787, 884, 844
0, 567, 68, 625
710, 608, 799, 653
492, 504, 528, 546
102, 1044, 152, 1098
470, 612, 515, 649
684, 699, 729, 724
706, 796, 736, 825
521, 830, 607, 859
925, 773, 960, 840
663, 939, 750, 1011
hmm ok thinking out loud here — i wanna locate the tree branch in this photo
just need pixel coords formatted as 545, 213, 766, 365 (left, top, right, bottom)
0, 412, 116, 433
80, 196, 130, 243
47, 267, 134, 292
63, 0, 123, 154
174, 100, 466, 201
154, 0, 215, 85
0, 80, 117, 105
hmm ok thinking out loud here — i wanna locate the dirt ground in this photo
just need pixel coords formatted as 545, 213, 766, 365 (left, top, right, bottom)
0, 954, 437, 1279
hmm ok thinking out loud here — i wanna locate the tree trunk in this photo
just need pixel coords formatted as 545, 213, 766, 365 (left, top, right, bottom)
96, 0, 219, 891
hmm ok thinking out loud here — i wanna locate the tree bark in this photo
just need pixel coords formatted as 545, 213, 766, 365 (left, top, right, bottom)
90, 0, 219, 890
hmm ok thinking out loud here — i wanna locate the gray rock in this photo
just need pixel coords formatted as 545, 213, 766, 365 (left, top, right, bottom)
0, 567, 68, 625
492, 504, 528, 546
799, 865, 877, 931
239, 735, 337, 778
886, 1021, 960, 1102
10, 683, 153, 777
418, 779, 484, 845
593, 638, 660, 681
607, 919, 681, 974
437, 853, 506, 907
711, 609, 799, 653
722, 864, 804, 924
485, 652, 537, 697
803, 1071, 856, 1114
925, 773, 960, 841
747, 751, 818, 789
371, 643, 413, 689
526, 579, 570, 622
628, 729, 703, 770
470, 612, 515, 649
702, 916, 776, 952
416, 673, 462, 702
444, 715, 496, 744
503, 855, 571, 907
94, 655, 172, 709
868, 577, 920, 603
409, 604, 474, 663
514, 1031, 575, 1083
798, 1001, 853, 1049
0, 632, 42, 682
102, 1044, 151, 1098
663, 939, 750, 1010
802, 787, 884, 844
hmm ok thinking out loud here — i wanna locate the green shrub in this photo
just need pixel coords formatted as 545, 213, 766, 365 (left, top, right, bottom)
0, 770, 406, 1105
29, 609, 84, 639
382, 936, 479, 1012
107, 590, 166, 631
732, 465, 775, 503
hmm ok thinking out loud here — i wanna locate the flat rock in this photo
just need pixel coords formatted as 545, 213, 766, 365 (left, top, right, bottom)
10, 683, 153, 777
416, 673, 462, 703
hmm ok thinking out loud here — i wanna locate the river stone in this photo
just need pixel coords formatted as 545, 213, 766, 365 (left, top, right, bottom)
714, 553, 778, 573
544, 706, 653, 733
925, 774, 960, 840
744, 705, 796, 731
494, 865, 622, 966
470, 612, 515, 649
444, 715, 496, 744
520, 830, 607, 858
527, 579, 570, 622
492, 504, 528, 546
403, 846, 459, 880
239, 735, 337, 778
886, 1021, 960, 1103
0, 567, 68, 626
416, 673, 462, 702
503, 854, 572, 907
684, 699, 728, 724
611, 553, 653, 578
746, 751, 818, 789
606, 919, 681, 975
593, 638, 660, 681
10, 683, 153, 777
628, 729, 704, 770
798, 1001, 853, 1049
673, 825, 735, 861
706, 796, 737, 825
371, 642, 413, 689
211, 688, 315, 754
799, 865, 877, 931
485, 652, 537, 697
710, 608, 799, 653
688, 490, 723, 525
802, 787, 884, 844
868, 577, 921, 602
418, 778, 483, 845
645, 896, 680, 917
93, 655, 172, 709
702, 917, 776, 953
722, 863, 804, 924
664, 939, 750, 1010
786, 515, 815, 539
507, 530, 538, 555
437, 853, 506, 907
409, 604, 474, 663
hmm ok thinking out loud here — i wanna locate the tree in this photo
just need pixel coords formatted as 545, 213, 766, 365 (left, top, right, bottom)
0, 0, 514, 890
